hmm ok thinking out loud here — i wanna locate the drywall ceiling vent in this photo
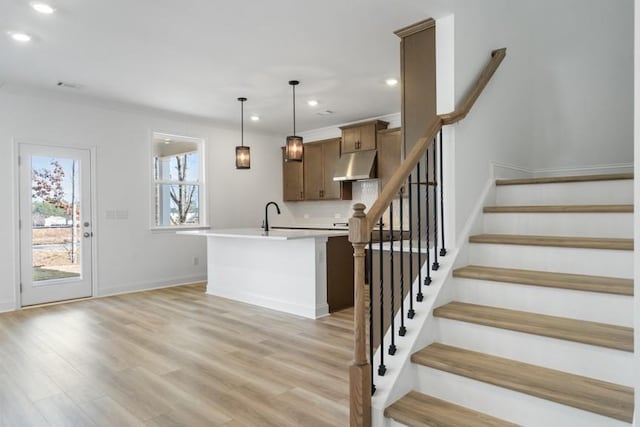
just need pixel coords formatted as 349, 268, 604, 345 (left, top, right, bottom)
56, 81, 83, 89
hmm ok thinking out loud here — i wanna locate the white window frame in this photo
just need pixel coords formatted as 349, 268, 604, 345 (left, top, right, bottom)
150, 132, 208, 231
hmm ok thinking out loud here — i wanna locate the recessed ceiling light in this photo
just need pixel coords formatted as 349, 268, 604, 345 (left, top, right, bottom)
307, 99, 318, 107
9, 32, 32, 43
31, 2, 56, 14
385, 78, 399, 87
250, 115, 260, 122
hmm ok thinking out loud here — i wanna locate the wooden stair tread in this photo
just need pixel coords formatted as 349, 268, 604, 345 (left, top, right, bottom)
483, 204, 633, 213
453, 265, 633, 296
469, 234, 634, 250
384, 390, 518, 427
412, 343, 634, 423
433, 302, 633, 352
496, 173, 633, 186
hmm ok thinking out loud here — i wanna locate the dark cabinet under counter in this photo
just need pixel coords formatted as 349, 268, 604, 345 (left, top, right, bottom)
273, 227, 354, 312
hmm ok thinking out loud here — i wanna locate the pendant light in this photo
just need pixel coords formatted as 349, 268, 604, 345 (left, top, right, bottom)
284, 80, 303, 162
235, 97, 250, 169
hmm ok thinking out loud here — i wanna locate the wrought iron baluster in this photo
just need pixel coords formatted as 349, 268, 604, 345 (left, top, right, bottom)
377, 219, 386, 376
388, 202, 396, 356
416, 163, 424, 302
398, 188, 407, 336
439, 129, 447, 257
407, 174, 415, 319
432, 138, 439, 270
424, 149, 431, 287
368, 235, 375, 393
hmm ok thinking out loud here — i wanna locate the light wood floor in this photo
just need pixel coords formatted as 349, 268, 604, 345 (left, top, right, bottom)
0, 284, 353, 426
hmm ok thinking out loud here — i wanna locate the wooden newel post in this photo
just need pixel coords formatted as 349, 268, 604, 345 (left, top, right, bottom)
348, 203, 371, 427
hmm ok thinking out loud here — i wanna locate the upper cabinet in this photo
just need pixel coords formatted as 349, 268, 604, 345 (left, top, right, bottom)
304, 138, 352, 201
376, 127, 402, 193
339, 120, 388, 153
282, 147, 304, 201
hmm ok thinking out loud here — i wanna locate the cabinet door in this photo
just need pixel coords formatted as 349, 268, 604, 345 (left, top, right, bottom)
377, 128, 402, 193
341, 127, 360, 153
322, 138, 342, 200
303, 143, 324, 200
282, 147, 304, 201
326, 236, 354, 312
358, 124, 377, 151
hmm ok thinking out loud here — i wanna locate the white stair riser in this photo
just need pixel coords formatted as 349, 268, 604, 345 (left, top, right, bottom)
434, 319, 634, 386
495, 180, 633, 205
468, 243, 633, 278
414, 366, 631, 427
483, 212, 633, 238
452, 278, 633, 326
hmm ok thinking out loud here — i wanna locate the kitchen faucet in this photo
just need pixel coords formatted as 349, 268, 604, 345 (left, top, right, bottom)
263, 201, 281, 232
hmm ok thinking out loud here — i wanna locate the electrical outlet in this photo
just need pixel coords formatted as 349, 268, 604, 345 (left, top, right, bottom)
192, 257, 199, 266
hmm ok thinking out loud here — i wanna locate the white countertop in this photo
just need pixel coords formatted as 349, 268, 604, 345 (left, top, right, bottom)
177, 228, 348, 240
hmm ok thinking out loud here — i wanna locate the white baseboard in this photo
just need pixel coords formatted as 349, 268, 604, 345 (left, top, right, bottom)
533, 163, 634, 177
491, 162, 534, 179
206, 286, 329, 320
490, 161, 633, 179
0, 299, 16, 313
0, 277, 206, 314
98, 274, 207, 298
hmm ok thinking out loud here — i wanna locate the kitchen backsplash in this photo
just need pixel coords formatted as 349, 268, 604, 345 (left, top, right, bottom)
277, 179, 410, 229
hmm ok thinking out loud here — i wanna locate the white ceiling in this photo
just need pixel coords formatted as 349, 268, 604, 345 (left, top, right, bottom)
0, 0, 450, 134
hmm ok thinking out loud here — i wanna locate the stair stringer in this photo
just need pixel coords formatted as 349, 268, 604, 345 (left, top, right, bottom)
371, 177, 496, 427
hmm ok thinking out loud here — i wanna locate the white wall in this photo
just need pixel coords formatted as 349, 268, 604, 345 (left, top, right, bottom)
445, 0, 633, 238
526, 0, 634, 172
0, 86, 284, 311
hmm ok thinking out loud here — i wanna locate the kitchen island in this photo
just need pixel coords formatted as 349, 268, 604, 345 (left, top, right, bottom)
178, 228, 353, 319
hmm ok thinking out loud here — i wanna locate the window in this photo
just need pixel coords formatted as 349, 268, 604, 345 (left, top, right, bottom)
152, 133, 206, 228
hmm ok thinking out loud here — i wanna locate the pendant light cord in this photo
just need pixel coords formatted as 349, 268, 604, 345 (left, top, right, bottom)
241, 99, 244, 147
292, 84, 296, 135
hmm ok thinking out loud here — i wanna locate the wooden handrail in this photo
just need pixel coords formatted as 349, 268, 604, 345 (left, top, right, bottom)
441, 48, 507, 125
366, 117, 441, 230
348, 47, 506, 427
363, 47, 506, 235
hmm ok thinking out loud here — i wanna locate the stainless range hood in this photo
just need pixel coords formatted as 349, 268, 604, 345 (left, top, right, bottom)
333, 150, 377, 181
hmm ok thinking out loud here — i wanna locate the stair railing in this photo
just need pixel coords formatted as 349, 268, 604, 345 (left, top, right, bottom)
348, 47, 507, 427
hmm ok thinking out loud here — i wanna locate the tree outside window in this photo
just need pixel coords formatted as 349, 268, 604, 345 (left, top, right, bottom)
152, 134, 205, 227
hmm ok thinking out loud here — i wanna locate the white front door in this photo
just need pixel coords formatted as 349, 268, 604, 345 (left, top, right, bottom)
19, 144, 93, 306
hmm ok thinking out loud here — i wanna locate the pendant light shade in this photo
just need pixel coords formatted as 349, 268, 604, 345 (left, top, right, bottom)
235, 97, 250, 169
285, 80, 303, 162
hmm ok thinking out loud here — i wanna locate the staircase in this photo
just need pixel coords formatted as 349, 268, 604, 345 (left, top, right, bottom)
383, 173, 635, 426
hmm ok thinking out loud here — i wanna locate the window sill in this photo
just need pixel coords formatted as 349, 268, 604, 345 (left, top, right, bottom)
150, 225, 211, 233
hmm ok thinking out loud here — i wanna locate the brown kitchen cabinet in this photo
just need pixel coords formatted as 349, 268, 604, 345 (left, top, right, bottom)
326, 236, 355, 312
281, 147, 304, 201
377, 127, 402, 194
304, 138, 352, 201
339, 120, 389, 153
